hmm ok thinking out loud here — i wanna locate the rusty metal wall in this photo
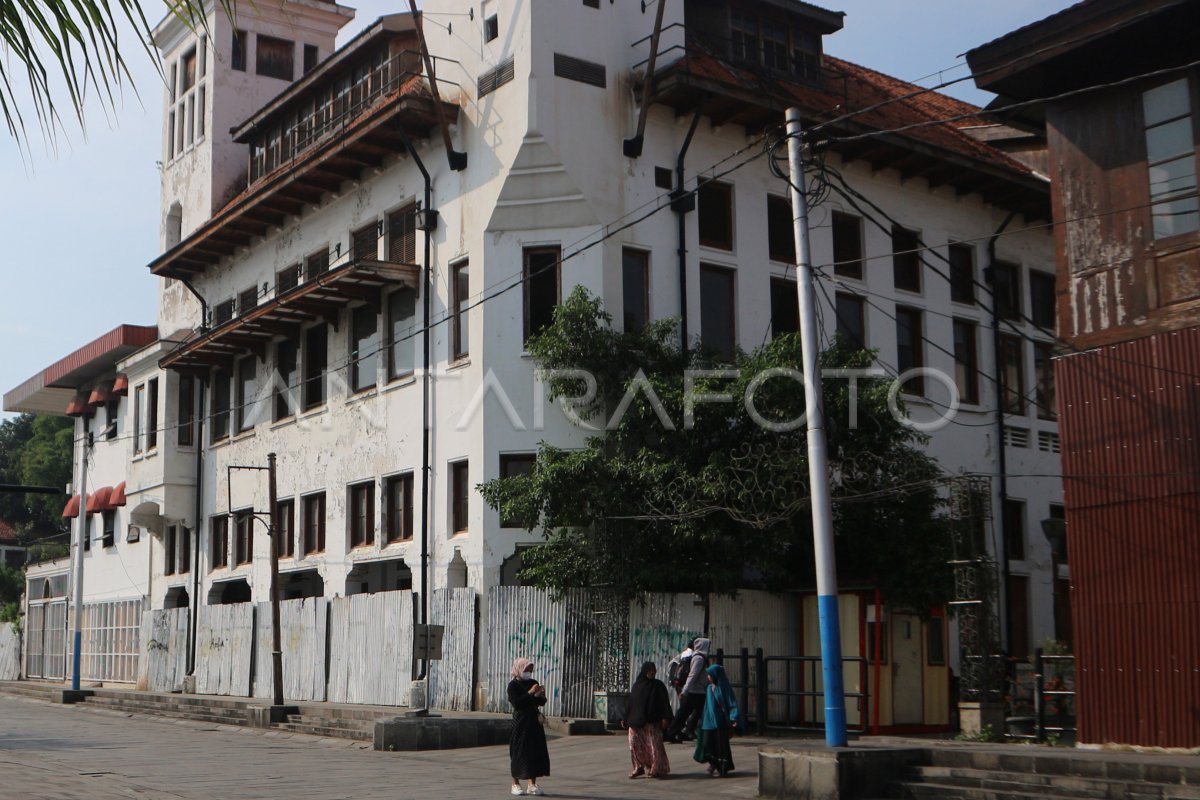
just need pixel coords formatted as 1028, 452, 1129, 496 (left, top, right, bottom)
428, 588, 476, 711
1058, 332, 1200, 748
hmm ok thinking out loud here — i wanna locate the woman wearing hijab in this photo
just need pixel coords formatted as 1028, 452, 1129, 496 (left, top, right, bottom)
693, 663, 742, 777
507, 657, 550, 796
622, 661, 672, 778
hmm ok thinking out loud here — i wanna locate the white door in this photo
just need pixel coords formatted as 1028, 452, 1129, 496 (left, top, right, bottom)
891, 613, 923, 725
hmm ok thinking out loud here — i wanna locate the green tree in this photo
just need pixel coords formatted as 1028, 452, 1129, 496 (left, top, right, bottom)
480, 287, 956, 612
0, 413, 73, 538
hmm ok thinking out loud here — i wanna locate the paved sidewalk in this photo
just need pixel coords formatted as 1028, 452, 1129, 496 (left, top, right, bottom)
0, 695, 761, 799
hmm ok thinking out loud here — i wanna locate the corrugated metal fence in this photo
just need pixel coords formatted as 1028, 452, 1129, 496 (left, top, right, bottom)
139, 608, 189, 692
0, 622, 20, 680
254, 597, 327, 702
428, 588, 476, 711
195, 603, 254, 696
327, 591, 414, 705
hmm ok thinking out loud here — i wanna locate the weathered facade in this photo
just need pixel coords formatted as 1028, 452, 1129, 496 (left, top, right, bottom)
6, 0, 1064, 721
969, 0, 1200, 748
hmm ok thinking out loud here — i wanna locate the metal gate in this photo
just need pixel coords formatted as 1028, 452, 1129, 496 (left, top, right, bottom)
25, 599, 67, 679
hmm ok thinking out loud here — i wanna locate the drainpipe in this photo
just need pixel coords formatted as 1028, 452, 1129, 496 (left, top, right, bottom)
395, 123, 436, 681
986, 211, 1017, 659
673, 106, 704, 357
179, 277, 209, 332
187, 375, 205, 674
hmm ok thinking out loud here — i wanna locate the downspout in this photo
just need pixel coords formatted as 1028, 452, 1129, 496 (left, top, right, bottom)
673, 107, 704, 358
395, 123, 435, 681
179, 278, 209, 332
187, 374, 205, 674
986, 211, 1017, 658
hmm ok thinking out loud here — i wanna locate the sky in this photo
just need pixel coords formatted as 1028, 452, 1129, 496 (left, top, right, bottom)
0, 0, 1078, 419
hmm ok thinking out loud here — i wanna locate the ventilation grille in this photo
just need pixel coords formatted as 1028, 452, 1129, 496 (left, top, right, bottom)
1038, 430, 1061, 453
554, 53, 606, 88
1003, 426, 1030, 449
478, 58, 516, 97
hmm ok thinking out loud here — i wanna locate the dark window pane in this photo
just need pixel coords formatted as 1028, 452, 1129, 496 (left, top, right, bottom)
993, 262, 1021, 321
622, 249, 649, 332
236, 357, 257, 432
349, 483, 374, 548
351, 305, 379, 392
770, 278, 798, 338
699, 265, 736, 360
1034, 342, 1057, 420
895, 306, 924, 394
451, 461, 469, 533
452, 262, 469, 359
276, 499, 294, 558
1007, 575, 1030, 660
385, 474, 414, 543
1000, 334, 1025, 415
835, 292, 865, 350
499, 454, 536, 528
892, 225, 921, 292
147, 378, 159, 450
1003, 498, 1026, 561
832, 212, 863, 279
767, 195, 795, 263
524, 247, 561, 341
698, 180, 734, 250
303, 326, 327, 410
178, 375, 194, 447
211, 370, 230, 441
953, 320, 980, 405
1030, 271, 1056, 329
256, 35, 294, 81
274, 339, 297, 421
303, 493, 326, 554
303, 44, 319, 74
927, 617, 946, 666
388, 289, 416, 379
231, 30, 247, 72
949, 243, 975, 304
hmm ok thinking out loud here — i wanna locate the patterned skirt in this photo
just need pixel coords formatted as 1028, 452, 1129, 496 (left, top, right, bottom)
628, 725, 671, 777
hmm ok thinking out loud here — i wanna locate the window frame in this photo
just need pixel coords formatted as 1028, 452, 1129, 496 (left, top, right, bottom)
523, 246, 562, 343
147, 378, 159, 450
384, 473, 414, 544
450, 460, 469, 535
350, 304, 380, 393
255, 34, 295, 81
621, 248, 650, 333
302, 325, 327, 411
231, 29, 247, 72
697, 179, 735, 251
387, 288, 417, 381
1029, 270, 1056, 329
178, 374, 195, 446
101, 510, 116, 548
302, 492, 326, 556
210, 514, 229, 569
134, 384, 145, 454
999, 334, 1026, 416
451, 260, 469, 361
891, 224, 922, 293
769, 277, 799, 339
1034, 341, 1057, 421
948, 242, 976, 305
234, 509, 253, 566
894, 305, 925, 395
275, 499, 295, 559
834, 292, 866, 350
699, 263, 737, 361
498, 453, 537, 529
766, 194, 795, 264
952, 319, 980, 405
992, 261, 1022, 321
832, 211, 864, 280
235, 356, 257, 432
274, 338, 298, 421
210, 370, 231, 442
348, 481, 376, 549
1003, 498, 1026, 561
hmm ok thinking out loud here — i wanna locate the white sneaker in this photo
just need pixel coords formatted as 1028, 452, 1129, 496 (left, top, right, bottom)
510, 786, 524, 796
526, 787, 545, 796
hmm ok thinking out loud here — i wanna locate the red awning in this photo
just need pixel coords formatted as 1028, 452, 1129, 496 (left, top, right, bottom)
65, 391, 90, 417
88, 383, 113, 407
62, 494, 81, 518
111, 373, 129, 396
111, 482, 127, 507
89, 486, 113, 513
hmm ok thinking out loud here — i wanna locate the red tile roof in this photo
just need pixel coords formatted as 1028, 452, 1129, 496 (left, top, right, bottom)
0, 520, 18, 544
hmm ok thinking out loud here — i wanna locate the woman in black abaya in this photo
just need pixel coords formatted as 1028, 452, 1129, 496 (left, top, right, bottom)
508, 657, 550, 796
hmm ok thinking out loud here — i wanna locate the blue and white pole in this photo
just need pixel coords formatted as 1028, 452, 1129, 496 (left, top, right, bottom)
785, 107, 848, 748
69, 431, 88, 692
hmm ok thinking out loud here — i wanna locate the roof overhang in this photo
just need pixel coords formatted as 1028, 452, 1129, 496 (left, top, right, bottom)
4, 324, 159, 416
160, 258, 419, 371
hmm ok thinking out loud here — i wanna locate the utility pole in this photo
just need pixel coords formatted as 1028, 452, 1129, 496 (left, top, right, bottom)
785, 107, 848, 748
267, 453, 284, 708
70, 432, 91, 693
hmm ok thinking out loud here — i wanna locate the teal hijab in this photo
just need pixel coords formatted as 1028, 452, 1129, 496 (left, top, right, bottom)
700, 664, 741, 732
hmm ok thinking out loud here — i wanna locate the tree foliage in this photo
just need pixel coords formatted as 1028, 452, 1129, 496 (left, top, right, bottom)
480, 287, 956, 612
0, 413, 73, 539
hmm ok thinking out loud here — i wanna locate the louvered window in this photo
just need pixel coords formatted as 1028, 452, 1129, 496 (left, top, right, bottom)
353, 222, 377, 261
553, 53, 606, 88
388, 204, 417, 264
478, 58, 515, 97
306, 249, 329, 279
212, 299, 235, 326
238, 286, 259, 316
277, 263, 301, 294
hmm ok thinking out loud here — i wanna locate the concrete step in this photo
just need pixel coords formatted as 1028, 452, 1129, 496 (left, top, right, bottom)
898, 781, 1080, 800
905, 766, 1111, 799
276, 721, 373, 742
85, 696, 250, 719
89, 690, 254, 711
927, 750, 1200, 792
291, 703, 399, 723
286, 714, 374, 732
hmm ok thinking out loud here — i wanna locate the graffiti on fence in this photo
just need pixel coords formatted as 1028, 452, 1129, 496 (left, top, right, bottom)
631, 625, 699, 664
506, 619, 562, 700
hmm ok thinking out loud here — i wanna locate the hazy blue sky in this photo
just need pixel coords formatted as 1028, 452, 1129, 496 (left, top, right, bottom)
0, 0, 1076, 418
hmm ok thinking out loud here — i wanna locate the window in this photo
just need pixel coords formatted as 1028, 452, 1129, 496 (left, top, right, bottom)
165, 525, 178, 575
622, 248, 649, 332
952, 320, 980, 405
583, 0, 599, 7
147, 378, 159, 450
992, 262, 1021, 321
168, 112, 175, 160
451, 261, 469, 360
353, 222, 378, 261
306, 249, 329, 279
178, 527, 191, 574
303, 44, 319, 74
770, 278, 799, 339
170, 63, 177, 104
302, 493, 326, 555
832, 212, 863, 279
303, 325, 327, 411
238, 287, 258, 316
275, 499, 294, 559
767, 195, 795, 263
84, 516, 91, 551
835, 292, 865, 350
231, 29, 247, 72
106, 397, 119, 440
181, 49, 197, 92
699, 264, 736, 360
949, 243, 975, 304
101, 510, 116, 548
483, 5, 499, 42
698, 180, 734, 250
927, 615, 946, 667
1030, 271, 1056, 329
178, 375, 194, 446
213, 298, 235, 325
387, 289, 417, 380
895, 306, 924, 395
1142, 78, 1199, 238
730, 9, 760, 64
1000, 335, 1025, 415
451, 460, 469, 534
1007, 574, 1030, 660
523, 247, 561, 342
1003, 498, 1026, 561
499, 454, 536, 528
274, 339, 297, 421
761, 19, 790, 71
387, 204, 417, 264
197, 85, 206, 139
199, 35, 207, 77
891, 225, 921, 292
235, 510, 253, 565
1048, 503, 1067, 563
385, 473, 414, 543
1034, 342, 1057, 421
654, 166, 673, 190
278, 263, 300, 295
236, 356, 257, 432
348, 482, 375, 548
256, 35, 294, 80
477, 58, 515, 96
134, 385, 145, 454
211, 515, 229, 569
211, 371, 230, 441
350, 305, 379, 392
